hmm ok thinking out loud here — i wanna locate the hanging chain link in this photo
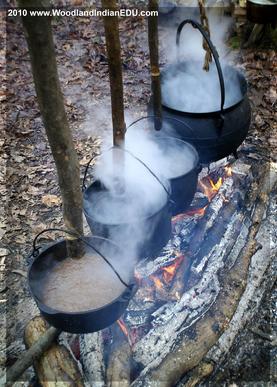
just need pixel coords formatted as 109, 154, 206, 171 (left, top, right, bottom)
198, 0, 212, 71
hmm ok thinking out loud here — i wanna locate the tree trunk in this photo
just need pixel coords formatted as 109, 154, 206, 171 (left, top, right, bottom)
148, 0, 162, 130
101, 0, 126, 146
18, 0, 83, 256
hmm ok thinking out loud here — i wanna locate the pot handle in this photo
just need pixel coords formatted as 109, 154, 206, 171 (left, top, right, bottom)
176, 19, 225, 123
111, 146, 172, 199
127, 114, 198, 138
31, 228, 130, 289
82, 154, 100, 192
82, 145, 172, 199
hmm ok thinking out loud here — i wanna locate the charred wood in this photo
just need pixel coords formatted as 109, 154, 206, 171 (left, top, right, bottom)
79, 332, 106, 387
106, 323, 131, 387
131, 165, 273, 387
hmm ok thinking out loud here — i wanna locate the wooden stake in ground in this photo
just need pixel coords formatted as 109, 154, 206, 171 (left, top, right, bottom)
102, 0, 126, 146
18, 0, 83, 256
148, 0, 162, 130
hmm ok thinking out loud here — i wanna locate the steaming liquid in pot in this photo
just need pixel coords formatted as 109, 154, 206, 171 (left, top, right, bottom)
125, 130, 197, 179
89, 189, 166, 224
41, 252, 127, 313
154, 139, 196, 178
162, 63, 243, 113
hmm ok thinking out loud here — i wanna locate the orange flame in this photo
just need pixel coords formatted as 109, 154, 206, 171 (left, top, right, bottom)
161, 254, 184, 284
199, 177, 223, 202
150, 275, 163, 290
209, 177, 222, 191
149, 254, 184, 292
117, 319, 129, 338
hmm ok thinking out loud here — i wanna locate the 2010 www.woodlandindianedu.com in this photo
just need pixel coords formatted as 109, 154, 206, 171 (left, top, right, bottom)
7, 8, 159, 18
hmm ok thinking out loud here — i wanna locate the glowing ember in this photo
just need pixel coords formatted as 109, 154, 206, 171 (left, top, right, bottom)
117, 318, 129, 338
161, 254, 184, 284
184, 206, 207, 217
225, 165, 232, 177
172, 206, 207, 224
149, 254, 185, 293
150, 275, 163, 290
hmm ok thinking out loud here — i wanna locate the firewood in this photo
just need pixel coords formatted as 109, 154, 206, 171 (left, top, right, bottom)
106, 323, 131, 387
131, 166, 273, 387
17, 0, 84, 257
24, 317, 83, 386
181, 361, 214, 387
5, 318, 60, 385
148, 0, 162, 130
79, 332, 106, 386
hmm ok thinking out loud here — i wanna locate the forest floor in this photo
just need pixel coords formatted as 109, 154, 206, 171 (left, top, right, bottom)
1, 4, 276, 385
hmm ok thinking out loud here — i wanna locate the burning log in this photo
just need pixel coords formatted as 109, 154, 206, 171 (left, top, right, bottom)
106, 323, 131, 387
79, 332, 106, 386
178, 361, 214, 387
131, 163, 275, 387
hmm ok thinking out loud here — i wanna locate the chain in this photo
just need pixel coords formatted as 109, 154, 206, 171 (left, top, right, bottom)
198, 0, 212, 71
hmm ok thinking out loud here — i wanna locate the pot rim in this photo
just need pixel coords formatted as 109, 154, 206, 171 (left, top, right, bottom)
152, 136, 200, 179
83, 180, 171, 226
161, 61, 248, 115
28, 237, 136, 317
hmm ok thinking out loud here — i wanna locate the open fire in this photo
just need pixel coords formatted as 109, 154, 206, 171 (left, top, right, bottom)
116, 164, 233, 342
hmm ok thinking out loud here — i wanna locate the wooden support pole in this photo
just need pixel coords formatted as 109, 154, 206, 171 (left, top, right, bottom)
6, 322, 61, 385
148, 0, 162, 130
101, 0, 126, 147
18, 0, 83, 256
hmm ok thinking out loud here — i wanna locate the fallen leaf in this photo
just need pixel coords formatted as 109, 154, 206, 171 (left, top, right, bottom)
42, 194, 62, 207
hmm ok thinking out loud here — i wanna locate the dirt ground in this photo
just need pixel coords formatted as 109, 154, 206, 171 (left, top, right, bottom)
1, 3, 276, 385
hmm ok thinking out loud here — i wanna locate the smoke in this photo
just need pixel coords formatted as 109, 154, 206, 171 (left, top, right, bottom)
160, 3, 234, 63
162, 62, 243, 113
89, 143, 169, 262
81, 4, 242, 280
158, 4, 243, 113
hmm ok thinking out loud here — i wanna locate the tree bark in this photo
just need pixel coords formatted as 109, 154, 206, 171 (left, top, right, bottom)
6, 319, 61, 385
24, 317, 84, 386
101, 0, 126, 146
18, 0, 83, 256
106, 323, 131, 387
148, 0, 162, 130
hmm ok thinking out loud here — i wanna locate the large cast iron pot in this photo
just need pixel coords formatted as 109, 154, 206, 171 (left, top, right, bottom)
28, 229, 137, 334
83, 148, 172, 260
126, 116, 201, 216
152, 19, 251, 164
247, 0, 277, 24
